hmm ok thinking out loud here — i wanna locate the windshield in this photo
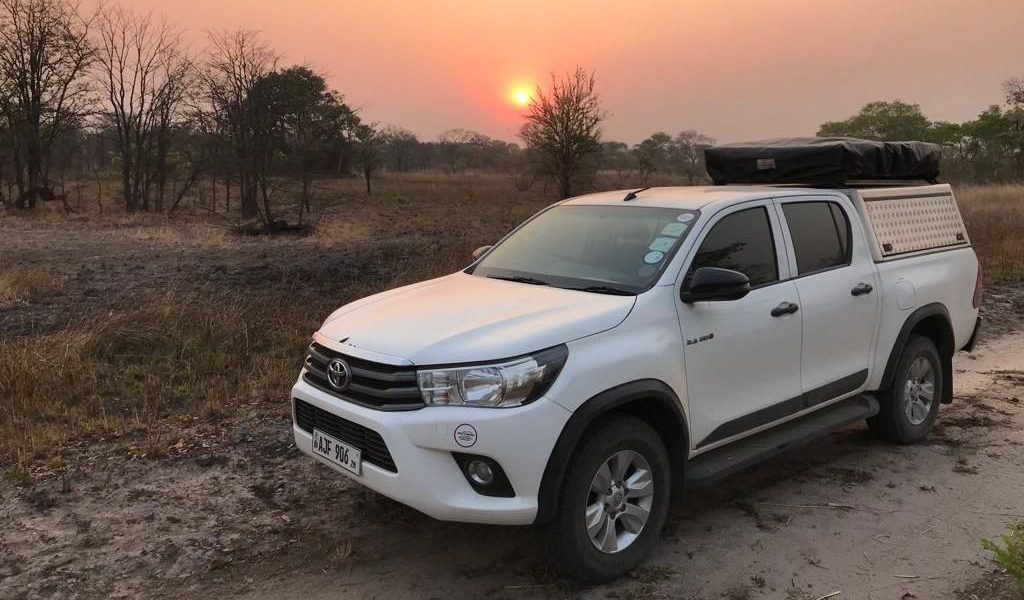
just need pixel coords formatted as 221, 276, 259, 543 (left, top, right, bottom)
468, 205, 700, 294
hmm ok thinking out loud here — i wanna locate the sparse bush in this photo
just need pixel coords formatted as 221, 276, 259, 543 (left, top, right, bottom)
983, 522, 1024, 595
0, 293, 314, 466
0, 267, 64, 306
958, 184, 1024, 284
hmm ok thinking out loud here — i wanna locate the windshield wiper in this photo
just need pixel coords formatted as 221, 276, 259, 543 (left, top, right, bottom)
487, 275, 551, 286
565, 285, 636, 296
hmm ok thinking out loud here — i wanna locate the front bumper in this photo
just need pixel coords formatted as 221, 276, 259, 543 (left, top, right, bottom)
291, 375, 572, 525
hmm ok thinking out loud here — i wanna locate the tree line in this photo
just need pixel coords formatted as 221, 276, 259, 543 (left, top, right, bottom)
0, 0, 718, 221
0, 0, 1020, 227
818, 91, 1024, 182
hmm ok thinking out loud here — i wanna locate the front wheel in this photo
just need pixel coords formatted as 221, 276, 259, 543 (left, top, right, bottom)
869, 334, 942, 444
541, 416, 670, 583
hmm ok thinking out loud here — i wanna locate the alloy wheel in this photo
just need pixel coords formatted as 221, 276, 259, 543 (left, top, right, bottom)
585, 450, 654, 553
904, 356, 936, 426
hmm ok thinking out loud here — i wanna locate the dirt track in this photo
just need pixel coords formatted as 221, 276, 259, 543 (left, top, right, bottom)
2, 320, 1022, 600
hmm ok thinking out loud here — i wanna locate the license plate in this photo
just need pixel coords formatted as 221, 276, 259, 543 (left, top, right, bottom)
311, 429, 361, 475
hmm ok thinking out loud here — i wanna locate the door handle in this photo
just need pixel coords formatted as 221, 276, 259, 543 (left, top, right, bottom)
851, 282, 874, 296
771, 302, 799, 317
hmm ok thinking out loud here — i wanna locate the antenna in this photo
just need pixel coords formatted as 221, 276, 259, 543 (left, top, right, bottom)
623, 187, 650, 202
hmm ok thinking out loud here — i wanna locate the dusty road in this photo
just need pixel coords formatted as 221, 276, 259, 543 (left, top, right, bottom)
3, 295, 1023, 600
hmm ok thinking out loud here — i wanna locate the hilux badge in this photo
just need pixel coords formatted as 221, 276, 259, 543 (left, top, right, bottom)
326, 358, 352, 390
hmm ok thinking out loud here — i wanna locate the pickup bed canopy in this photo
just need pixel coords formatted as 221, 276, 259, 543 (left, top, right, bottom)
705, 137, 942, 185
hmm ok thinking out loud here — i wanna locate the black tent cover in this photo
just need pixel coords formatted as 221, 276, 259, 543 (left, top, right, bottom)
704, 137, 942, 185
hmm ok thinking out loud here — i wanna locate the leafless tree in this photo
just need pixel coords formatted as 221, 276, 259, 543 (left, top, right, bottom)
200, 29, 277, 219
1004, 78, 1024, 178
353, 122, 383, 195
93, 5, 193, 212
519, 67, 604, 199
0, 0, 94, 208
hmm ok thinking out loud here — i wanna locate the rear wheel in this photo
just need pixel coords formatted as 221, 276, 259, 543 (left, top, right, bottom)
541, 416, 670, 583
869, 335, 942, 443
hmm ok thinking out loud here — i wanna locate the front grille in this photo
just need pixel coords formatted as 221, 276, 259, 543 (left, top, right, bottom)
303, 342, 423, 411
293, 398, 397, 472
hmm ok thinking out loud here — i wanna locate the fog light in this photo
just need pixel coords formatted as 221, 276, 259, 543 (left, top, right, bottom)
452, 452, 515, 497
466, 459, 494, 485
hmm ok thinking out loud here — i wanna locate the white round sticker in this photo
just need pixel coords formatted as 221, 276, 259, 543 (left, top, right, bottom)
677, 213, 695, 222
643, 251, 665, 264
454, 424, 478, 448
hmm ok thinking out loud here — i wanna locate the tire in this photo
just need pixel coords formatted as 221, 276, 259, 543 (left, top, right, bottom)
868, 334, 942, 444
541, 415, 671, 583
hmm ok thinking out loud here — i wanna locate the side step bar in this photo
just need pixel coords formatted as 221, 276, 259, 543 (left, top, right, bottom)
686, 394, 880, 487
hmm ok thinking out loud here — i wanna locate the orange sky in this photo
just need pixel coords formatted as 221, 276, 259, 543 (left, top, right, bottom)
116, 0, 1024, 144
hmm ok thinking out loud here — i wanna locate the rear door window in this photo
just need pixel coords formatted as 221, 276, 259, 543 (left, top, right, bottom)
689, 207, 778, 287
782, 202, 851, 275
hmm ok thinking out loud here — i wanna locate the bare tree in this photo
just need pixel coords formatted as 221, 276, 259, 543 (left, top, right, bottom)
1004, 78, 1024, 179
0, 0, 93, 208
519, 67, 604, 199
353, 122, 382, 195
93, 5, 193, 212
200, 29, 277, 219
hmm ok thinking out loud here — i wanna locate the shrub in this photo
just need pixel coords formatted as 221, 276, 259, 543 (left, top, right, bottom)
982, 522, 1024, 595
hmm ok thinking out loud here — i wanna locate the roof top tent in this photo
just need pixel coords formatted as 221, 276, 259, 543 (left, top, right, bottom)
704, 137, 942, 187
704, 137, 968, 262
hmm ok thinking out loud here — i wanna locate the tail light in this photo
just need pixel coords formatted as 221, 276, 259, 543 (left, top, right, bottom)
972, 265, 984, 308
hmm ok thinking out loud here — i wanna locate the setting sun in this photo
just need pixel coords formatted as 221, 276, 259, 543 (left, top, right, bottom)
511, 86, 532, 107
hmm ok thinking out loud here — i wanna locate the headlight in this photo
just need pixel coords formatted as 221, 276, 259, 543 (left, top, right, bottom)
416, 345, 568, 408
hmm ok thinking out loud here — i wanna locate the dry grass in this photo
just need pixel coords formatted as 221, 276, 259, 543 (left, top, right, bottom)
1, 174, 1021, 476
957, 184, 1024, 284
0, 267, 64, 307
0, 293, 316, 467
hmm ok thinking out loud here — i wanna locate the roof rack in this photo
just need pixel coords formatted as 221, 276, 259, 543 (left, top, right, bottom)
764, 180, 941, 190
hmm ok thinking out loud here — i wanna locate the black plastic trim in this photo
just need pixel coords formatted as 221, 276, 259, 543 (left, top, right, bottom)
301, 375, 425, 412
696, 369, 868, 448
686, 394, 879, 487
805, 370, 869, 407
962, 317, 982, 353
533, 379, 687, 525
697, 396, 805, 449
452, 453, 515, 497
879, 303, 954, 404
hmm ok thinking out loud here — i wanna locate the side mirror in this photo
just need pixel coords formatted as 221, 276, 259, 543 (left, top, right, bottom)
472, 245, 492, 260
681, 267, 751, 303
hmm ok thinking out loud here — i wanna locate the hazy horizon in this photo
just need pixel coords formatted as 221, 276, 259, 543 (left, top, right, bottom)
114, 0, 1024, 145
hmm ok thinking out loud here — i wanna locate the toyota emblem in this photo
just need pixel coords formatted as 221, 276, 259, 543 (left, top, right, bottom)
326, 358, 352, 391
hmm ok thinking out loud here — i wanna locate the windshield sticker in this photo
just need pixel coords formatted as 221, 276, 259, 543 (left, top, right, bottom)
643, 250, 665, 264
648, 237, 676, 252
677, 213, 695, 223
660, 222, 689, 237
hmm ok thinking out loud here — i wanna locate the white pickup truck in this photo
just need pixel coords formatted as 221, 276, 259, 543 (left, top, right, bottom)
291, 140, 982, 581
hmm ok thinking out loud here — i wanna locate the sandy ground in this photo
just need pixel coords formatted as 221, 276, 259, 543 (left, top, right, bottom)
218, 331, 1024, 600
1, 216, 1022, 599
2, 322, 1022, 600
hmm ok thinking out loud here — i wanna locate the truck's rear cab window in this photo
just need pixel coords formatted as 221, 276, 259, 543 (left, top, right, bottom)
782, 202, 851, 275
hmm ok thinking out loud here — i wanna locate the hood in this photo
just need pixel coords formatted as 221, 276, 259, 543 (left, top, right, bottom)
319, 272, 635, 364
